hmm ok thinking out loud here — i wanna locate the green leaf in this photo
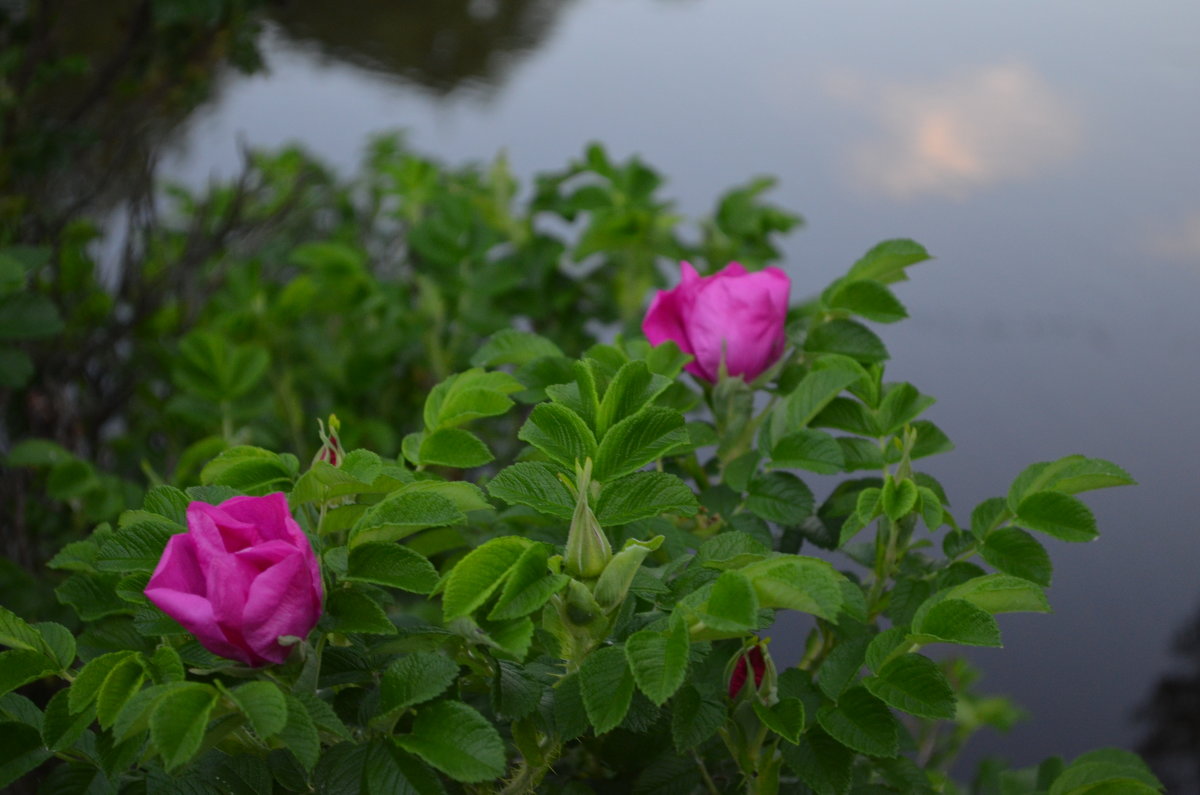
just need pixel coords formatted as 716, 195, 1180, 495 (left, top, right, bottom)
323, 591, 394, 640
0, 650, 55, 698
881, 478, 918, 522
753, 698, 806, 744
625, 617, 689, 705
397, 701, 506, 783
441, 537, 529, 620
148, 645, 184, 684
57, 572, 133, 620
143, 485, 190, 526
279, 694, 321, 771
471, 329, 564, 367
701, 570, 760, 633
762, 366, 862, 451
112, 684, 170, 743
580, 645, 636, 734
230, 681, 288, 739
488, 544, 567, 621
817, 634, 870, 700
865, 627, 911, 674
347, 543, 439, 594
200, 446, 295, 495
864, 654, 956, 719
518, 402, 597, 469
780, 728, 855, 795
0, 293, 64, 340
349, 489, 466, 548
846, 238, 932, 284
0, 720, 50, 789
911, 598, 1002, 647
1015, 491, 1098, 542
1008, 456, 1136, 511
918, 487, 944, 531
837, 437, 885, 471
0, 605, 51, 654
740, 556, 845, 621
697, 531, 771, 570
417, 428, 494, 468
596, 361, 670, 436
945, 574, 1050, 615
771, 429, 845, 475
423, 369, 522, 430
96, 656, 146, 729
747, 472, 814, 525
487, 462, 574, 519
877, 383, 934, 435
805, 319, 889, 364
670, 685, 725, 752
827, 279, 908, 323
380, 653, 459, 718
492, 660, 543, 720
593, 407, 689, 482
552, 674, 589, 742
94, 518, 177, 573
362, 740, 447, 795
4, 438, 71, 468
1048, 748, 1163, 795
817, 686, 899, 758
41, 689, 94, 751
911, 420, 954, 459
981, 528, 1053, 587
69, 650, 137, 713
595, 471, 698, 526
150, 684, 217, 771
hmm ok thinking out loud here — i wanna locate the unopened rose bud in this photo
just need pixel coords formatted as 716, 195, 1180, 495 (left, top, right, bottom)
564, 459, 611, 579
727, 642, 776, 701
312, 415, 345, 468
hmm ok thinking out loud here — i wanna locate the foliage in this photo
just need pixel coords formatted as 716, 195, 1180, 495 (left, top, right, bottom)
0, 173, 1159, 789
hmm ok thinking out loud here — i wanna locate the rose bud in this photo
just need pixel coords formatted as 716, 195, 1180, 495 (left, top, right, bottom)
728, 644, 774, 700
643, 261, 790, 383
144, 493, 323, 666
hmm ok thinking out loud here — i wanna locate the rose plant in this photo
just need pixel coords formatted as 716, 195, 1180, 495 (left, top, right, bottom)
0, 240, 1163, 794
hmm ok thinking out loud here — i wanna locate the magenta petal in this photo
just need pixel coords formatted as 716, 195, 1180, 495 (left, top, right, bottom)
221, 493, 292, 543
187, 501, 258, 554
145, 534, 205, 595
143, 588, 251, 664
643, 285, 691, 351
687, 266, 790, 380
241, 553, 316, 664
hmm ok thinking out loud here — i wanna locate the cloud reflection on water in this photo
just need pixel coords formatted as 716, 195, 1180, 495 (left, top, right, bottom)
827, 63, 1081, 199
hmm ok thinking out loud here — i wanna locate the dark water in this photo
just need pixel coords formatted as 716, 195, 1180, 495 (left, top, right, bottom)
163, 0, 1200, 781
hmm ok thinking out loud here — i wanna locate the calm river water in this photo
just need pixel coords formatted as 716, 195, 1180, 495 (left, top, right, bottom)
163, 0, 1200, 782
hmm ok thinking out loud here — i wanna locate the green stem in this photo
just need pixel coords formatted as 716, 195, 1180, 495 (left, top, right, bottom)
693, 750, 721, 795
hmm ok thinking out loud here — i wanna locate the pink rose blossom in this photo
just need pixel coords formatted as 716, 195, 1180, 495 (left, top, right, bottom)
643, 261, 790, 382
144, 493, 323, 666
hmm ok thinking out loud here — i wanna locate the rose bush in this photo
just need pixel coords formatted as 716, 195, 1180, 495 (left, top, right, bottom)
643, 260, 790, 382
143, 493, 323, 666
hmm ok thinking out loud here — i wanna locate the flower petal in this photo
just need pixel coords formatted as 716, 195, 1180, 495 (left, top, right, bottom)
240, 553, 319, 665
